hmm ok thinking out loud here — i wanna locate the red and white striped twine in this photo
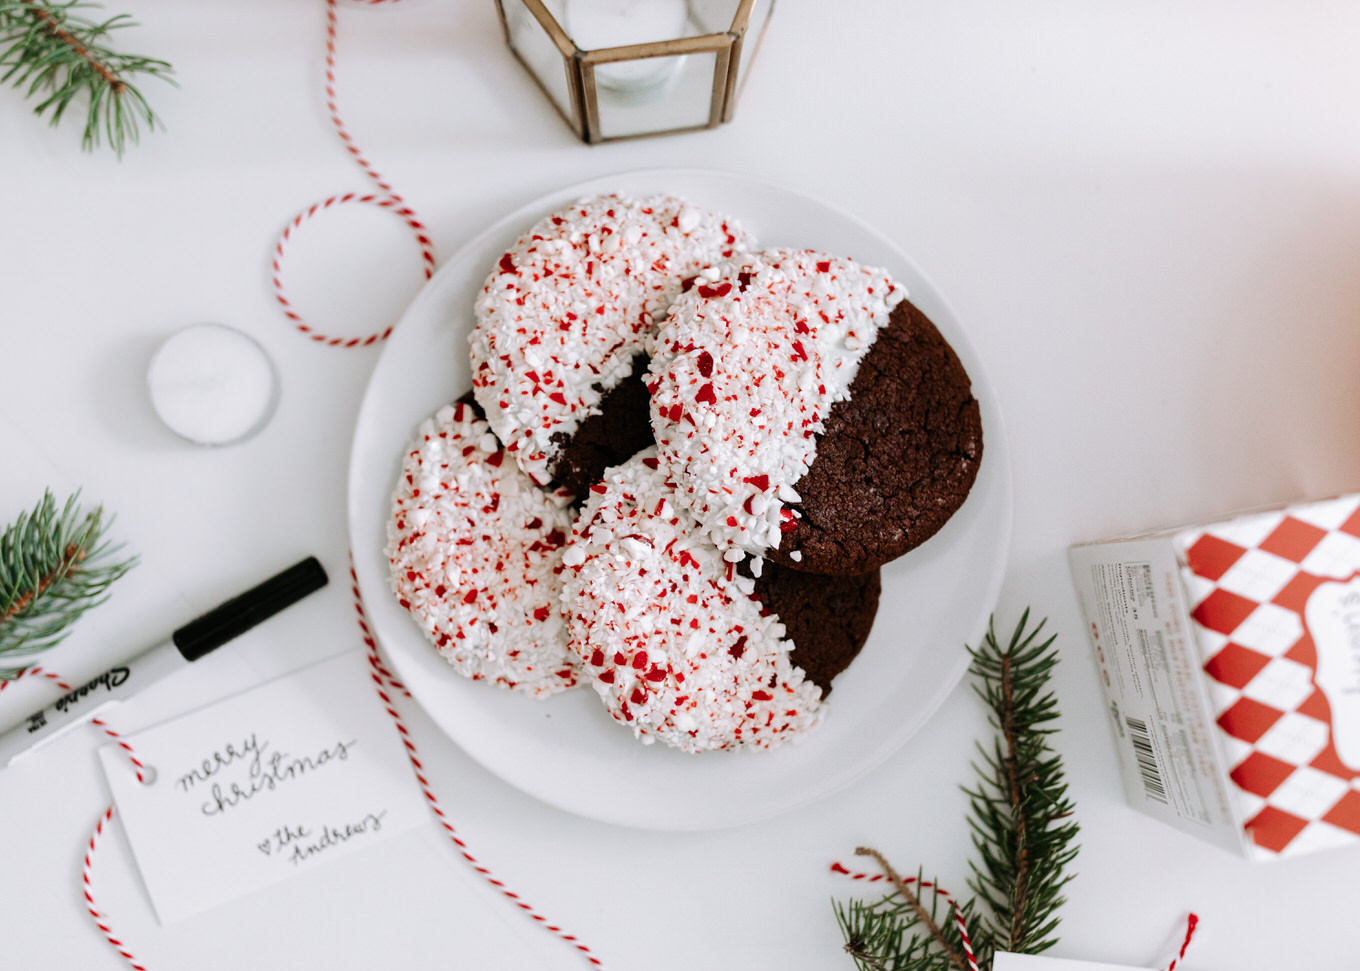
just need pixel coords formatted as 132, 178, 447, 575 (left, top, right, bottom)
1164, 912, 1199, 971
3, 656, 1196, 971
830, 861, 1199, 971
89, 717, 152, 785
831, 862, 979, 971
84, 805, 147, 971
0, 664, 71, 695
1, 669, 149, 969
271, 0, 436, 348
5, 562, 604, 969
349, 557, 606, 968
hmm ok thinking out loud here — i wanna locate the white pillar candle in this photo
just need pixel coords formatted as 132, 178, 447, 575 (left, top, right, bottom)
565, 0, 690, 94
147, 323, 279, 446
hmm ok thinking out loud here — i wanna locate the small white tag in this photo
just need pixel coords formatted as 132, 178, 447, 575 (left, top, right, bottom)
993, 954, 1152, 971
99, 649, 429, 924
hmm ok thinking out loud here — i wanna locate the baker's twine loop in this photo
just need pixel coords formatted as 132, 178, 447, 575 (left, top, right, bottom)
270, 0, 436, 348
1, 668, 151, 970
830, 861, 1199, 971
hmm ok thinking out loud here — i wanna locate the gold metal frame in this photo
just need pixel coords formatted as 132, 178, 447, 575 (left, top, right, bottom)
723, 0, 776, 123
493, 0, 587, 140
580, 33, 730, 143
495, 0, 776, 144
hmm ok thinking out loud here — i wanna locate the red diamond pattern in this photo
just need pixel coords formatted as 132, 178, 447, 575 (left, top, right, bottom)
1322, 790, 1360, 836
1284, 636, 1316, 668
1190, 588, 1258, 635
1177, 495, 1360, 856
1216, 696, 1285, 743
1246, 806, 1310, 853
1183, 533, 1247, 581
1203, 642, 1271, 689
1311, 745, 1355, 782
1296, 688, 1331, 722
1271, 572, 1326, 613
1229, 751, 1295, 797
1259, 516, 1327, 563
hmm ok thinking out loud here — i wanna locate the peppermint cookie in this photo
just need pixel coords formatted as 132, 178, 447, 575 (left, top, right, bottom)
386, 398, 579, 697
560, 450, 880, 753
776, 298, 983, 573
648, 250, 982, 575
471, 193, 750, 499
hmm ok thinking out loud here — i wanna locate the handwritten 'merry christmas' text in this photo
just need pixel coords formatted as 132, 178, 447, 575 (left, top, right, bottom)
174, 732, 358, 816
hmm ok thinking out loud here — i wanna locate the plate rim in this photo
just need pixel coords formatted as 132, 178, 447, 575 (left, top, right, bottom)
347, 166, 1013, 830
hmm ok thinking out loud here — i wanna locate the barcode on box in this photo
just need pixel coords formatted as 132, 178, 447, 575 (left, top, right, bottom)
1125, 716, 1167, 804
1071, 540, 1252, 854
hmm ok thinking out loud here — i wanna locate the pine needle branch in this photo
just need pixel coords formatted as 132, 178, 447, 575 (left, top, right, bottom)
833, 610, 1078, 970
856, 848, 971, 971
964, 610, 1080, 956
0, 0, 174, 155
835, 862, 981, 971
0, 490, 137, 676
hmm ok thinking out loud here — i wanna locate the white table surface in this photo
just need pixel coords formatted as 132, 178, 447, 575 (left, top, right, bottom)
3, 1, 1359, 968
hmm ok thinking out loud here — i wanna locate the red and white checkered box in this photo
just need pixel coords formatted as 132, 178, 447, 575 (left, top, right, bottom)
1069, 495, 1360, 860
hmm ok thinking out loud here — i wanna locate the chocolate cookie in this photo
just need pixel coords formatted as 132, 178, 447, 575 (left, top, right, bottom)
560, 450, 880, 752
648, 249, 981, 575
772, 298, 983, 574
751, 563, 880, 693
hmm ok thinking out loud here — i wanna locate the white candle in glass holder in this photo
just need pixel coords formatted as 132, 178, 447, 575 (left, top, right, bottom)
147, 323, 279, 446
565, 0, 690, 94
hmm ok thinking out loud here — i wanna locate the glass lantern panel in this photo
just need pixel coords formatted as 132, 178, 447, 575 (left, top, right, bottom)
564, 0, 698, 47
685, 0, 743, 35
592, 49, 718, 140
503, 0, 577, 125
732, 0, 773, 104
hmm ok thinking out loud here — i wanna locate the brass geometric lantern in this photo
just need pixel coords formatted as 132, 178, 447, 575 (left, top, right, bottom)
494, 0, 776, 143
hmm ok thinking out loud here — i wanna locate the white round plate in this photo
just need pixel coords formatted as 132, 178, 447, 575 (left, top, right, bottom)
348, 169, 1012, 831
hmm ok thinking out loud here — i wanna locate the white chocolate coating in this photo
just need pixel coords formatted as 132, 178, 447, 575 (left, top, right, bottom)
561, 450, 824, 753
647, 250, 904, 556
386, 401, 579, 696
471, 193, 751, 487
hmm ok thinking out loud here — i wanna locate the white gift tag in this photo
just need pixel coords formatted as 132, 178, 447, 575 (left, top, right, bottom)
99, 649, 430, 924
993, 953, 1152, 971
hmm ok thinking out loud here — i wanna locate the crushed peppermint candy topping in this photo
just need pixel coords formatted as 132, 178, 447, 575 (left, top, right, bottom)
386, 401, 580, 697
647, 249, 905, 556
470, 193, 752, 487
560, 449, 824, 753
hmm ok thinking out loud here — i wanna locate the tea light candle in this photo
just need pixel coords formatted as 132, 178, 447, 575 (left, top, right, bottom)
147, 323, 279, 446
565, 0, 690, 93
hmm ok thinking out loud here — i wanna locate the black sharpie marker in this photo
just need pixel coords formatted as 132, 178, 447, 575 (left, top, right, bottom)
0, 557, 328, 768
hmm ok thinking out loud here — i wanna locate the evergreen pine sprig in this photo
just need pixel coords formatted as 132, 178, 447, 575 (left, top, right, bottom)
835, 611, 1078, 971
836, 854, 985, 971
965, 610, 1079, 957
0, 0, 173, 155
0, 490, 137, 677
